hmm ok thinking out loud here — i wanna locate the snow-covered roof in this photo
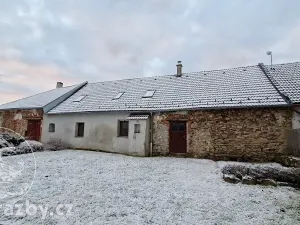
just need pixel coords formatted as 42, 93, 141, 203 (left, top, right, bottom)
0, 82, 87, 112
48, 64, 288, 114
264, 62, 300, 103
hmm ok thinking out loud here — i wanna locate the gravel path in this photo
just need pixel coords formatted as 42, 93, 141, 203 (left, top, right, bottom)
1, 150, 299, 225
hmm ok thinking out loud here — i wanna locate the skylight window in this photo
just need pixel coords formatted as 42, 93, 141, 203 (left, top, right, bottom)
113, 92, 124, 100
143, 90, 155, 98
73, 95, 86, 102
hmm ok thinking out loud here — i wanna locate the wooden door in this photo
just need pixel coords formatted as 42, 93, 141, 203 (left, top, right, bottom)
27, 120, 41, 141
169, 121, 187, 153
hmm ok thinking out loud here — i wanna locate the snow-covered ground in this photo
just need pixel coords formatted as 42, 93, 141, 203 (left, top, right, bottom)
1, 150, 300, 225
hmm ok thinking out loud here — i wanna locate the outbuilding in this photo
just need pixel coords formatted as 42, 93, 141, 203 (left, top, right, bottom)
0, 82, 87, 140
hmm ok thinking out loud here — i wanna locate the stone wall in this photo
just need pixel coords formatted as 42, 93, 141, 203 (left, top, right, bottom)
153, 108, 292, 162
0, 109, 43, 137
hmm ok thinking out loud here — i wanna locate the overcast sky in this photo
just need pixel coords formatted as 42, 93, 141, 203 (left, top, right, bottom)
0, 0, 300, 104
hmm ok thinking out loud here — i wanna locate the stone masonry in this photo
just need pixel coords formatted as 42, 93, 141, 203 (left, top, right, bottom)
152, 108, 292, 162
0, 109, 43, 137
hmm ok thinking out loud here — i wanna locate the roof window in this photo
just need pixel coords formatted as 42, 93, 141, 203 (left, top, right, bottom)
143, 90, 155, 98
113, 92, 124, 100
73, 95, 86, 102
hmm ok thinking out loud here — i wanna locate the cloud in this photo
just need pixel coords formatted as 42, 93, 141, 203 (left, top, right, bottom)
0, 0, 300, 104
0, 58, 83, 104
271, 21, 300, 63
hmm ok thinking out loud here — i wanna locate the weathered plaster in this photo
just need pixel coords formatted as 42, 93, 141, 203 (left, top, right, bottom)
42, 112, 150, 156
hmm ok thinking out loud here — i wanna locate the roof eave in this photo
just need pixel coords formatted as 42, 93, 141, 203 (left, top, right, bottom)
0, 107, 43, 111
46, 103, 290, 115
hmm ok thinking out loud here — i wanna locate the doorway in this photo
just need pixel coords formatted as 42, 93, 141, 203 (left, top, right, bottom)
169, 121, 187, 153
26, 120, 41, 141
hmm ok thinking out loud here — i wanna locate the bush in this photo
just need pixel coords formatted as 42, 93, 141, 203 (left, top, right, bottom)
16, 140, 44, 154
0, 137, 12, 148
0, 133, 25, 146
1, 147, 17, 156
44, 138, 72, 151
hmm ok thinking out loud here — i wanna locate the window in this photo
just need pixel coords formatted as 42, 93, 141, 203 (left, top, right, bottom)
73, 95, 86, 102
171, 122, 186, 132
75, 123, 85, 137
48, 123, 55, 132
134, 124, 141, 133
118, 121, 129, 137
142, 90, 155, 98
113, 92, 124, 100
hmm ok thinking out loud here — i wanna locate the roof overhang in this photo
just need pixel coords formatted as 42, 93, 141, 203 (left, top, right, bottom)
127, 114, 150, 120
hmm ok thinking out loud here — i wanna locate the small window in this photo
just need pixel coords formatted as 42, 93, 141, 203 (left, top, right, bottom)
171, 123, 178, 131
171, 122, 185, 132
118, 121, 129, 137
142, 90, 155, 98
134, 124, 141, 133
113, 92, 124, 100
49, 123, 55, 132
73, 95, 86, 102
75, 122, 85, 137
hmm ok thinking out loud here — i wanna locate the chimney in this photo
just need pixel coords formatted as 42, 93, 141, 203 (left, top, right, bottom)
176, 61, 183, 77
56, 82, 63, 88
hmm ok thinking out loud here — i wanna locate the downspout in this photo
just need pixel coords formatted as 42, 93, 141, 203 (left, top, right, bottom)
149, 112, 153, 157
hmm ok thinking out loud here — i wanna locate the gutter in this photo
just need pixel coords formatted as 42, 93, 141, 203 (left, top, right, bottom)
46, 103, 290, 115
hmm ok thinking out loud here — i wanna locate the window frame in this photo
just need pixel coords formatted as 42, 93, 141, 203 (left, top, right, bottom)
48, 123, 55, 133
134, 124, 141, 133
73, 95, 86, 102
118, 120, 129, 137
142, 90, 155, 98
75, 122, 85, 137
113, 92, 125, 100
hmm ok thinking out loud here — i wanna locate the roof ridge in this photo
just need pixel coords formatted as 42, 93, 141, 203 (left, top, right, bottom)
272, 61, 300, 66
88, 63, 259, 85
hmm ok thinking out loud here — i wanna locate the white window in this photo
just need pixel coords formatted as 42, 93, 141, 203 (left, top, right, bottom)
143, 90, 155, 98
113, 92, 124, 100
73, 95, 86, 102
134, 124, 141, 133
49, 123, 55, 132
118, 121, 129, 137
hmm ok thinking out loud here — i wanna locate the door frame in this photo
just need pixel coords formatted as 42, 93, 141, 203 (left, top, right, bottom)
26, 119, 42, 141
169, 120, 187, 154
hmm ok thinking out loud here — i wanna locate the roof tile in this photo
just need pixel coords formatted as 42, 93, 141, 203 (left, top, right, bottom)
48, 64, 287, 114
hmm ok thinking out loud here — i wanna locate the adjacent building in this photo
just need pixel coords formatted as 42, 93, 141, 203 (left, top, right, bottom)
0, 82, 87, 140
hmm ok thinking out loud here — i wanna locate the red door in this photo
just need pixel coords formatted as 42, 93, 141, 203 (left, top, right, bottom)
169, 121, 187, 153
27, 120, 41, 141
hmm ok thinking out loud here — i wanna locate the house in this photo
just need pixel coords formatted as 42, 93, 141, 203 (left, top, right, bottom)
0, 82, 87, 140
40, 61, 300, 161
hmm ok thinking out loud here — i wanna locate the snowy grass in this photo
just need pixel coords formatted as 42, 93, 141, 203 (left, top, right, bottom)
1, 150, 300, 225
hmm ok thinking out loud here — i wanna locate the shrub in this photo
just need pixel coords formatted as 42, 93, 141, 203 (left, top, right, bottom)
0, 137, 12, 148
16, 140, 44, 154
1, 147, 17, 156
0, 133, 25, 146
44, 138, 72, 151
